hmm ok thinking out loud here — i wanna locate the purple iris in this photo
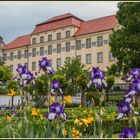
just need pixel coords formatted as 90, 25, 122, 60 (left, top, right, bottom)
39, 57, 54, 74
46, 102, 66, 122
87, 67, 108, 89
131, 78, 140, 92
51, 80, 63, 95
11, 106, 16, 111
90, 67, 105, 80
16, 65, 28, 75
15, 65, 35, 88
119, 128, 137, 138
125, 68, 140, 82
1, 104, 6, 112
116, 101, 130, 120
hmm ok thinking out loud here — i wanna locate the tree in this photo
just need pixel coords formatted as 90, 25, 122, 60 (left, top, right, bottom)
105, 75, 115, 102
76, 73, 89, 107
0, 65, 13, 82
57, 58, 90, 95
110, 2, 140, 76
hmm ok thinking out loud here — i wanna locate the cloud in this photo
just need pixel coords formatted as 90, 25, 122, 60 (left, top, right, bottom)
0, 1, 119, 44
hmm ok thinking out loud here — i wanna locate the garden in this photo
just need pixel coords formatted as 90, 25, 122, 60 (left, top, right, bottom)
0, 56, 140, 138
0, 2, 140, 139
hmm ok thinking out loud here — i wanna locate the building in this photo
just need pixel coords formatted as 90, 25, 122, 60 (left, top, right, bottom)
0, 36, 4, 62
3, 13, 119, 75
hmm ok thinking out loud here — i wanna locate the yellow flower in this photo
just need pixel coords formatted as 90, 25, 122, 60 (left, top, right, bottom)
31, 108, 38, 116
63, 128, 67, 135
6, 116, 12, 121
39, 114, 43, 120
64, 96, 72, 104
81, 117, 93, 127
74, 118, 80, 125
78, 105, 82, 108
7, 89, 16, 96
72, 128, 80, 138
49, 96, 55, 105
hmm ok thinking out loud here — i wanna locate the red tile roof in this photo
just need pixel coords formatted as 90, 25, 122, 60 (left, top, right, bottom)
74, 15, 117, 36
37, 13, 83, 25
32, 13, 83, 34
3, 35, 30, 50
3, 14, 117, 50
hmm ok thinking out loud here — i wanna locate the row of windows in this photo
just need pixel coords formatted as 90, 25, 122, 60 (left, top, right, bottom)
5, 37, 110, 61
9, 52, 115, 72
32, 31, 70, 44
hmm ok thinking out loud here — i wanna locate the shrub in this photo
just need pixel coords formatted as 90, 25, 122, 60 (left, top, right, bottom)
7, 80, 19, 93
0, 86, 8, 95
86, 92, 100, 106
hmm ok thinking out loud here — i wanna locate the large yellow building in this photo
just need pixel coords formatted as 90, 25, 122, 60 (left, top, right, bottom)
3, 13, 118, 75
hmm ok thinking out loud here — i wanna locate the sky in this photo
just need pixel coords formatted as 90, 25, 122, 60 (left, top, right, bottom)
0, 1, 119, 44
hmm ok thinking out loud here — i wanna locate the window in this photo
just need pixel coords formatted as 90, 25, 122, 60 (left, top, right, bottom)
24, 50, 28, 58
32, 48, 36, 57
18, 51, 21, 59
86, 38, 91, 48
97, 52, 103, 63
40, 47, 44, 56
66, 42, 70, 52
76, 40, 81, 50
17, 63, 21, 68
76, 55, 81, 62
66, 31, 70, 38
48, 35, 52, 41
57, 44, 61, 53
49, 59, 52, 66
4, 53, 7, 61
65, 57, 71, 62
109, 51, 115, 62
32, 62, 36, 71
10, 52, 14, 60
48, 45, 52, 54
24, 63, 28, 67
32, 38, 36, 44
57, 58, 61, 68
40, 36, 44, 43
57, 33, 61, 40
9, 65, 13, 72
97, 36, 103, 47
86, 54, 91, 64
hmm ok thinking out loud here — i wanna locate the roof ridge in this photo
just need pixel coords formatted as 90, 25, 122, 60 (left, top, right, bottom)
85, 14, 116, 23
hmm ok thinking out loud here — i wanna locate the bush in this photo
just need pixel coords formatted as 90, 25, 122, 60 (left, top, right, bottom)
86, 92, 100, 106
0, 86, 8, 95
7, 80, 19, 93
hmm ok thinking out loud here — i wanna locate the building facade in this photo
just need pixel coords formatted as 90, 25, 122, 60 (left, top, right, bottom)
3, 13, 118, 75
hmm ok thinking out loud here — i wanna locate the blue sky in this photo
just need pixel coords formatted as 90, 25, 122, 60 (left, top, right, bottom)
0, 1, 118, 44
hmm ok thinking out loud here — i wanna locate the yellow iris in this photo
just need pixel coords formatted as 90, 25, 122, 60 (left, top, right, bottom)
63, 128, 67, 135
72, 128, 80, 138
6, 116, 12, 121
31, 108, 38, 116
7, 89, 16, 96
64, 96, 72, 104
81, 117, 93, 127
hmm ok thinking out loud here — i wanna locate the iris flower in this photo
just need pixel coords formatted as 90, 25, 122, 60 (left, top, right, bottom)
119, 128, 137, 138
116, 101, 130, 120
51, 80, 63, 95
1, 104, 6, 112
39, 57, 54, 74
46, 102, 66, 122
87, 67, 108, 89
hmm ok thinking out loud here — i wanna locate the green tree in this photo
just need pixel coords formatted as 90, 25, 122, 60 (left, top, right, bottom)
76, 73, 89, 107
57, 58, 90, 95
0, 65, 13, 82
105, 75, 115, 102
109, 2, 140, 75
